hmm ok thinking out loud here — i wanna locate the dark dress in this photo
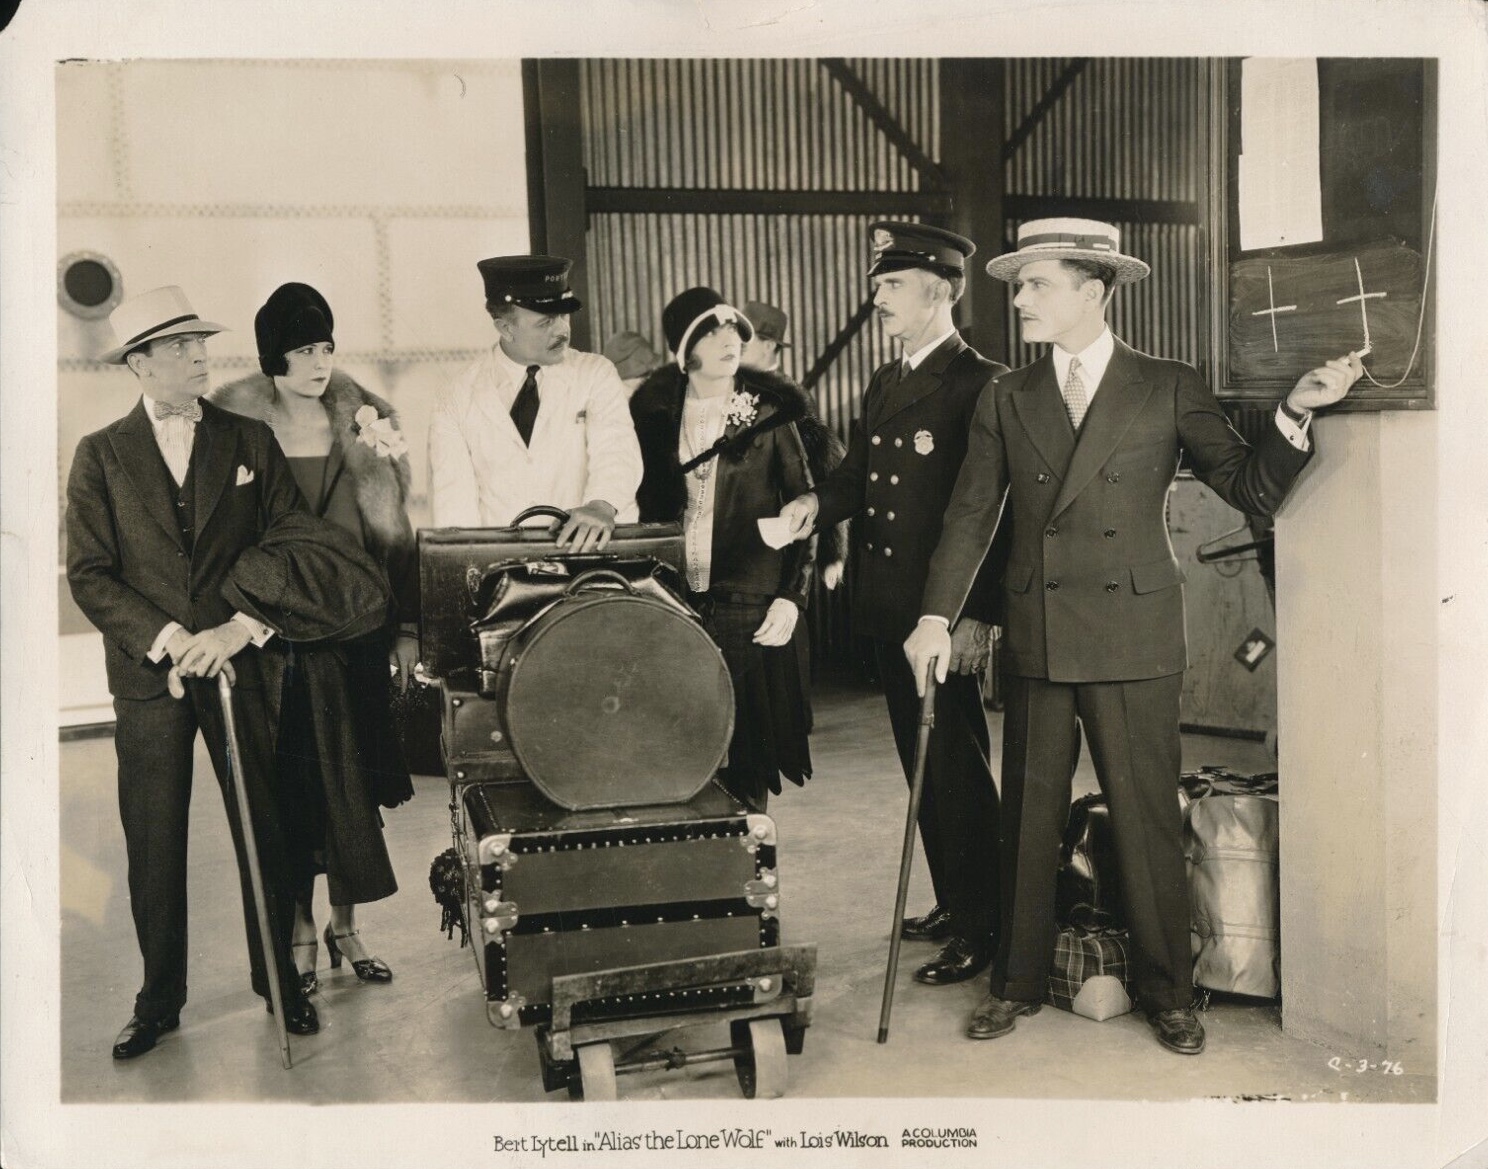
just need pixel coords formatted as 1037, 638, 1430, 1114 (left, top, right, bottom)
274, 454, 410, 904
630, 367, 822, 811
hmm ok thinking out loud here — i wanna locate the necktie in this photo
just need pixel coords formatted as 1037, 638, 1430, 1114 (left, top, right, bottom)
1062, 356, 1089, 430
510, 365, 541, 446
153, 399, 203, 422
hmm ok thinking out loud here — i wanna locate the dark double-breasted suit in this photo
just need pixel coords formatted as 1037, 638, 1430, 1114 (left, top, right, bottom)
66, 398, 384, 1024
921, 337, 1311, 1008
815, 332, 1010, 945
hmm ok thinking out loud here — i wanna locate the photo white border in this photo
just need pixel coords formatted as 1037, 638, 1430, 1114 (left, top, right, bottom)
4, 2, 1487, 1167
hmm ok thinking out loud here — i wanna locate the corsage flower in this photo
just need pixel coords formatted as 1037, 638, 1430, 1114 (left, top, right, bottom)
353, 404, 409, 459
725, 390, 760, 428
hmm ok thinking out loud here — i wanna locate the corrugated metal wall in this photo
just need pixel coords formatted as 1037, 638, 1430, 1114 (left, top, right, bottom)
581, 59, 939, 449
1003, 58, 1210, 372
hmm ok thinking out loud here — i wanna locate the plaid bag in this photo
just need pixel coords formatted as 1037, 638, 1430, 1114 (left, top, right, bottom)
1044, 925, 1135, 1021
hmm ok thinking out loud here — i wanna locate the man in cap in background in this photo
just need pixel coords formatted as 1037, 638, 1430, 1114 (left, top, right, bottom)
602, 330, 664, 396
66, 286, 383, 1058
429, 255, 643, 549
778, 223, 1010, 989
740, 300, 792, 375
903, 218, 1361, 1052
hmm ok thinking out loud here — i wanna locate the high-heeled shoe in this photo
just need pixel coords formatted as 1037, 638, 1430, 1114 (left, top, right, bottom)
292, 939, 319, 996
323, 924, 393, 983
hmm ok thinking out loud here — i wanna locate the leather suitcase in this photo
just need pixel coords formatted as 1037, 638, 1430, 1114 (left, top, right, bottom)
455, 780, 784, 1028
418, 516, 686, 679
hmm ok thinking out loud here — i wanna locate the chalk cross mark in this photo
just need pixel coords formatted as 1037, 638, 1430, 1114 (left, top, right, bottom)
1337, 257, 1387, 352
1251, 266, 1296, 353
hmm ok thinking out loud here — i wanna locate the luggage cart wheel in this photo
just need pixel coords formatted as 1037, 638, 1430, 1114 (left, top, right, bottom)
572, 1042, 618, 1101
731, 1017, 788, 1099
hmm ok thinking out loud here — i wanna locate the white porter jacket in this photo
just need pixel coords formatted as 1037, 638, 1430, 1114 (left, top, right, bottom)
429, 344, 643, 527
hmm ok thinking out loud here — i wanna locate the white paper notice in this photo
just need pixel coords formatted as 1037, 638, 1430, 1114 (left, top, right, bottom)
1238, 58, 1324, 251
756, 516, 795, 549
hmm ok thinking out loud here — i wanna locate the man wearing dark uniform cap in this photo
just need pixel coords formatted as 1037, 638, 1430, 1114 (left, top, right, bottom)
429, 255, 642, 550
779, 222, 1010, 988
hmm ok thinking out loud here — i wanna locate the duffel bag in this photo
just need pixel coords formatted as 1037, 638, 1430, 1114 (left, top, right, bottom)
1044, 924, 1135, 1021
1181, 768, 1280, 999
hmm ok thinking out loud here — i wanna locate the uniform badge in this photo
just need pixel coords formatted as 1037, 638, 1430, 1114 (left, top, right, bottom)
871, 228, 895, 256
914, 429, 934, 455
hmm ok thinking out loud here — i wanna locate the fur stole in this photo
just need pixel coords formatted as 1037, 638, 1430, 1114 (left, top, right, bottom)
209, 370, 415, 567
629, 366, 847, 569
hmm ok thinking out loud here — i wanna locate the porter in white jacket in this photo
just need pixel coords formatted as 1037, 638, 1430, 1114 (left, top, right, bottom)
428, 343, 642, 527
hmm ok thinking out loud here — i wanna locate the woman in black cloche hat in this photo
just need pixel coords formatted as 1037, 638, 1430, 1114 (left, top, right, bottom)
630, 287, 841, 811
211, 282, 417, 998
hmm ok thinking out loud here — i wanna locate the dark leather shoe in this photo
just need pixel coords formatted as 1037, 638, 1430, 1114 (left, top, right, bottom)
900, 904, 954, 942
112, 1014, 179, 1060
966, 993, 1041, 1040
1149, 1007, 1206, 1055
913, 936, 993, 985
266, 996, 321, 1036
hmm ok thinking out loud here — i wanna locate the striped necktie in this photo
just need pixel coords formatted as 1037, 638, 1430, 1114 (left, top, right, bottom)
1062, 356, 1089, 430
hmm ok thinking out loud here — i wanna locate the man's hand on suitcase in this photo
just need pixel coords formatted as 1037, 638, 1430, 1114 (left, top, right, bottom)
904, 617, 952, 697
555, 500, 617, 553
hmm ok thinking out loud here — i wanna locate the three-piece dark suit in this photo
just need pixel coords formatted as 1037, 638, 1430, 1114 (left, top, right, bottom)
815, 332, 1010, 947
66, 398, 385, 1025
921, 337, 1311, 1009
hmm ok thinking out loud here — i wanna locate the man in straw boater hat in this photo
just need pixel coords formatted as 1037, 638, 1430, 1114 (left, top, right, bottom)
778, 222, 1012, 990
67, 286, 389, 1058
428, 254, 643, 548
903, 218, 1362, 1053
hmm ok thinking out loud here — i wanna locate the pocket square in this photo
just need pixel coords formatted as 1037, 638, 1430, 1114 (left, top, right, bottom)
235, 465, 255, 486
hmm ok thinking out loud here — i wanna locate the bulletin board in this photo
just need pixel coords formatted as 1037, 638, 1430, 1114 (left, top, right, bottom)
1210, 58, 1436, 409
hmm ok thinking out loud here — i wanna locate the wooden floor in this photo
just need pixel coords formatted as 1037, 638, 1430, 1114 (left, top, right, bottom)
58, 673, 1433, 1105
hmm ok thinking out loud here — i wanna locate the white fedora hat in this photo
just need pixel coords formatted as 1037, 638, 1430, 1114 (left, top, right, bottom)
984, 218, 1151, 285
99, 285, 229, 364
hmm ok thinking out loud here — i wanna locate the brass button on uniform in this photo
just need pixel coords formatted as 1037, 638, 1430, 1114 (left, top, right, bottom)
866, 541, 875, 551
894, 437, 903, 448
1105, 581, 1120, 592
889, 474, 899, 485
1045, 580, 1060, 591
883, 547, 893, 558
867, 507, 876, 517
871, 435, 882, 446
870, 472, 879, 482
887, 511, 896, 521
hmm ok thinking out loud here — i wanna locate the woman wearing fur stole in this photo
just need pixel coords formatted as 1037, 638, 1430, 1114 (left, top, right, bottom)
212, 283, 415, 995
631, 287, 841, 811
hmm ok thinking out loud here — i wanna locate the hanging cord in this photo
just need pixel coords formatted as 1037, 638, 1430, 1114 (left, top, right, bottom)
1359, 195, 1437, 390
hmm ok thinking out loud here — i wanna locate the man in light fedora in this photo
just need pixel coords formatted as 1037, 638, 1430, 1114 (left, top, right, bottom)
903, 218, 1362, 1053
67, 285, 377, 1057
428, 254, 642, 548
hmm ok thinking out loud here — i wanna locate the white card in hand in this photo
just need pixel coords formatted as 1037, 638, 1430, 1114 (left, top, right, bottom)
756, 516, 794, 549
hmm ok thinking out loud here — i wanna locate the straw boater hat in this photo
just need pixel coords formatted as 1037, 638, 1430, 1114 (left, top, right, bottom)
983, 218, 1151, 285
99, 285, 229, 364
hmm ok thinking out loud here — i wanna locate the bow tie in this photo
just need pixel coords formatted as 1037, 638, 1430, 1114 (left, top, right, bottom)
153, 400, 203, 423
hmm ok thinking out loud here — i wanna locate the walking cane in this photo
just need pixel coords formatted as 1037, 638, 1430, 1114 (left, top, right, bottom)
877, 660, 937, 1044
217, 672, 294, 1069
